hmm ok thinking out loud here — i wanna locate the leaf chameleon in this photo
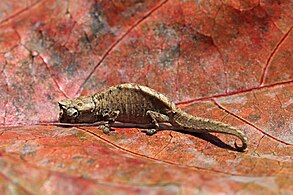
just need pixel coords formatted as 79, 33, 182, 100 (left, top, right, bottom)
59, 83, 247, 151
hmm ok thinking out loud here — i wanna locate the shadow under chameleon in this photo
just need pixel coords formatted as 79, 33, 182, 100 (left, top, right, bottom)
56, 121, 242, 152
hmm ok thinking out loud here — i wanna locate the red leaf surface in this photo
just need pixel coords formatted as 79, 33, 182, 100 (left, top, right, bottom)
0, 0, 292, 194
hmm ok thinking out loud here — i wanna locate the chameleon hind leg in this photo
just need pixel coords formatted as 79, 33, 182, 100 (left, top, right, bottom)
98, 110, 120, 134
144, 110, 170, 135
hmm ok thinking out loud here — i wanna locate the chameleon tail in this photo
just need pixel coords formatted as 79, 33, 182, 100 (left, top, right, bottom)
172, 110, 247, 151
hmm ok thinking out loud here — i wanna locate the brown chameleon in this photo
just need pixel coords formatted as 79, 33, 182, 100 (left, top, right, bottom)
58, 83, 247, 151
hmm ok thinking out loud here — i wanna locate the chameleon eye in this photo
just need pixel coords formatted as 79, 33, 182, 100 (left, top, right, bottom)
66, 107, 79, 118
72, 111, 79, 117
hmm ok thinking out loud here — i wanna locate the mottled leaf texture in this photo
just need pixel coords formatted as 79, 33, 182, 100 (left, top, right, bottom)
0, 0, 292, 194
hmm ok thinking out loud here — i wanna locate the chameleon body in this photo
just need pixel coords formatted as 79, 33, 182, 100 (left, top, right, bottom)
59, 83, 247, 151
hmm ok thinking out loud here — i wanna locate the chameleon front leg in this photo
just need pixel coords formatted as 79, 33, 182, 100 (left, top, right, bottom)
144, 110, 170, 135
98, 110, 120, 134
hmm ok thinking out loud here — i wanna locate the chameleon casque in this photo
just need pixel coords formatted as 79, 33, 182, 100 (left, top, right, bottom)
59, 83, 247, 151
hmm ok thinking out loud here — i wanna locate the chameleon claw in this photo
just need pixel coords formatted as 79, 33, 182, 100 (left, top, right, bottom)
145, 129, 157, 135
98, 124, 111, 134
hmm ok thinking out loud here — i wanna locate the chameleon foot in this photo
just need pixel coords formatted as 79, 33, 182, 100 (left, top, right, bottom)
145, 129, 157, 135
98, 124, 111, 134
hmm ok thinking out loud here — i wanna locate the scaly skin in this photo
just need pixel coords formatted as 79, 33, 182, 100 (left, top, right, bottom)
59, 83, 247, 151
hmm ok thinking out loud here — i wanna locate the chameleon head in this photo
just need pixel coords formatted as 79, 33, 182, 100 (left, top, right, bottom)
58, 96, 96, 123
